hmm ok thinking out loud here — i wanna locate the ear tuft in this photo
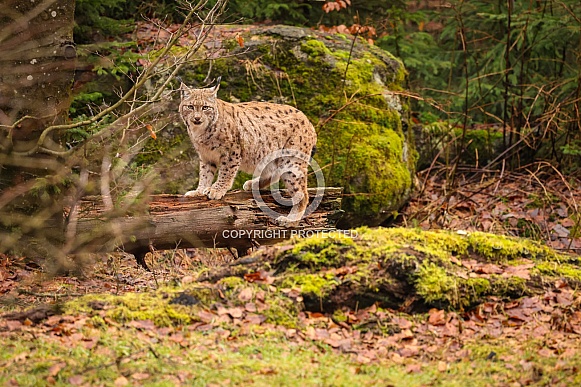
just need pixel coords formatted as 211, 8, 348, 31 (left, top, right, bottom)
211, 76, 221, 94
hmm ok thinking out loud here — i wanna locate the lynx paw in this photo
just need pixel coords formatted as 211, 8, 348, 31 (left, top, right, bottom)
184, 189, 207, 197
243, 179, 257, 191
207, 187, 227, 200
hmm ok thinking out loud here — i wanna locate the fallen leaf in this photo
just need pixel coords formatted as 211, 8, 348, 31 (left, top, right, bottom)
538, 348, 554, 357
428, 309, 447, 326
406, 363, 422, 373
238, 287, 253, 302
131, 372, 150, 380
48, 362, 66, 377
114, 376, 129, 386
235, 34, 244, 47
68, 375, 84, 386
226, 307, 244, 319
129, 320, 155, 330
197, 310, 215, 323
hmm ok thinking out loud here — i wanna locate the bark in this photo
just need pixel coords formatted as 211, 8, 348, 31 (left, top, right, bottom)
0, 0, 76, 256
70, 188, 343, 268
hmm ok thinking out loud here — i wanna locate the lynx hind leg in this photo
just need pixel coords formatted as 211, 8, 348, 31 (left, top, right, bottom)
243, 175, 273, 191
276, 165, 309, 227
243, 161, 280, 191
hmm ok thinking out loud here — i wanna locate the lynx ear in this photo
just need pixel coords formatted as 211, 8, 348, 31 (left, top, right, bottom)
210, 76, 221, 94
179, 82, 191, 99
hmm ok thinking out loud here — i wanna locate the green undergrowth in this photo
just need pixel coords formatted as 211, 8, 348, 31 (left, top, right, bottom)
2, 321, 580, 386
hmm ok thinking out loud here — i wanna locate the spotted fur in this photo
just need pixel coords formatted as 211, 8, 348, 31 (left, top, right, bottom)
179, 78, 317, 226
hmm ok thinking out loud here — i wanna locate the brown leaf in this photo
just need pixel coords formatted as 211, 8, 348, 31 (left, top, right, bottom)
538, 348, 554, 357
238, 287, 253, 302
226, 307, 244, 319
131, 373, 150, 381
428, 309, 447, 326
245, 313, 265, 325
114, 376, 129, 387
255, 367, 277, 375
399, 345, 420, 358
128, 320, 155, 330
68, 375, 84, 386
393, 316, 412, 330
146, 124, 156, 140
235, 34, 244, 47
475, 263, 503, 275
48, 362, 66, 377
197, 310, 215, 323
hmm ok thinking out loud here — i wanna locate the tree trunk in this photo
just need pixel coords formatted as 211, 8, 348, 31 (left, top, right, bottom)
70, 188, 343, 268
0, 0, 76, 256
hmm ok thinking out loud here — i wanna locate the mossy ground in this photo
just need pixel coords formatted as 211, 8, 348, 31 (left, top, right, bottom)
2, 327, 580, 386
1, 227, 581, 385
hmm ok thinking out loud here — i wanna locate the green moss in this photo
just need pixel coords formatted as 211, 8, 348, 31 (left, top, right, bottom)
459, 278, 491, 306
300, 39, 331, 57
332, 309, 348, 323
466, 232, 556, 261
64, 286, 219, 327
490, 275, 528, 297
218, 276, 247, 289
281, 273, 338, 298
260, 296, 301, 328
284, 233, 356, 268
534, 261, 581, 282
415, 262, 457, 305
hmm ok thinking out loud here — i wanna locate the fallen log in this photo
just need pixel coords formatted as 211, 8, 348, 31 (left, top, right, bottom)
70, 188, 343, 269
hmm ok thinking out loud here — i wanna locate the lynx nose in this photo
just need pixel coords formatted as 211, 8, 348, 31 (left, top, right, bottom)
193, 115, 202, 125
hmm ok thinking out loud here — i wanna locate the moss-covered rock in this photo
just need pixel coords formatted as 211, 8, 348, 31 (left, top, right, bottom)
143, 25, 414, 227
200, 227, 581, 311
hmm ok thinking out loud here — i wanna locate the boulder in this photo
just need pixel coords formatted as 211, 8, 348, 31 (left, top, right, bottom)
147, 25, 416, 227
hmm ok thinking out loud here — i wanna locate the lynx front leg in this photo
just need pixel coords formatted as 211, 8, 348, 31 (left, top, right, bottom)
207, 154, 241, 200
185, 161, 216, 197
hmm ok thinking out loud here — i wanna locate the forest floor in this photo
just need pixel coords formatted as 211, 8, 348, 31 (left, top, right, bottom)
1, 171, 580, 386
396, 169, 581, 252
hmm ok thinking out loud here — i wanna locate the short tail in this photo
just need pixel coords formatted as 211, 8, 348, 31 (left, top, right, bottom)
310, 146, 317, 160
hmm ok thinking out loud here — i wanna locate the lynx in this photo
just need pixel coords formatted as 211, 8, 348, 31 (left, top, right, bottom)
179, 77, 318, 226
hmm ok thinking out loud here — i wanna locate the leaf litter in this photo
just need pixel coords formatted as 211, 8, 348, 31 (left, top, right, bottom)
2, 175, 581, 384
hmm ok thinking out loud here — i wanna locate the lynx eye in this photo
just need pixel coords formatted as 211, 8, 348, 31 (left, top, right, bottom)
202, 106, 213, 111
184, 105, 194, 110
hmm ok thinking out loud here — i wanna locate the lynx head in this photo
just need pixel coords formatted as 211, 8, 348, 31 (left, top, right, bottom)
179, 77, 221, 133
